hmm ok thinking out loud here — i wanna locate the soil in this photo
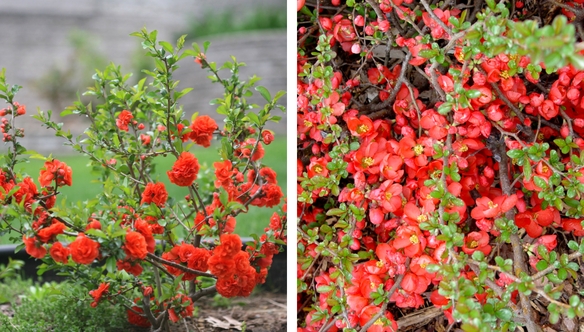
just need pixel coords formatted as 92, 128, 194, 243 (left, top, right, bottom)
185, 292, 287, 332
1, 291, 286, 332
133, 292, 287, 332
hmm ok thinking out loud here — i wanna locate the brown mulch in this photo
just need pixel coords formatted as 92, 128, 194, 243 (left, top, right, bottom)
129, 292, 287, 332
187, 292, 287, 332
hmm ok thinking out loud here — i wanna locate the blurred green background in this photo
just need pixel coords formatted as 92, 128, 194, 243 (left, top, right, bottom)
0, 137, 285, 243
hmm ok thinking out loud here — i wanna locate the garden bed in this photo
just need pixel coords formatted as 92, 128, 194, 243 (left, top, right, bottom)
0, 282, 286, 332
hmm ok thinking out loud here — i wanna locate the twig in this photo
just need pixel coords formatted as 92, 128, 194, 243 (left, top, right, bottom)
364, 52, 412, 119
146, 252, 216, 278
359, 258, 409, 332
497, 138, 541, 332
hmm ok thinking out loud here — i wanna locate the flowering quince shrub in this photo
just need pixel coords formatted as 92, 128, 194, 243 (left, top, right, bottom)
0, 28, 286, 331
298, 1, 584, 331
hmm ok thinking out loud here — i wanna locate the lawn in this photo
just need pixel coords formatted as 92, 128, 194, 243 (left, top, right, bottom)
1, 137, 286, 243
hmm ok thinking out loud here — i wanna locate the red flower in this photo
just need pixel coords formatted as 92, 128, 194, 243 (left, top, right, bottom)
261, 130, 274, 145
562, 218, 584, 236
539, 100, 558, 120
214, 160, 234, 188
347, 115, 375, 137
116, 110, 133, 131
135, 218, 155, 253
116, 259, 143, 276
167, 152, 200, 186
253, 183, 284, 208
216, 274, 241, 298
141, 182, 168, 207
392, 225, 426, 258
370, 181, 402, 213
333, 19, 357, 52
515, 212, 543, 238
86, 219, 102, 231
124, 231, 148, 260
127, 301, 151, 327
140, 134, 151, 146
189, 115, 218, 147
307, 157, 329, 178
217, 234, 242, 258
23, 236, 46, 259
207, 255, 235, 279
430, 289, 449, 307
358, 305, 398, 332
49, 242, 70, 264
462, 231, 492, 255
89, 283, 109, 308
69, 233, 100, 265
471, 194, 517, 220
37, 221, 66, 243
536, 234, 557, 252
401, 271, 431, 294
422, 8, 450, 39
39, 159, 73, 187
187, 247, 211, 272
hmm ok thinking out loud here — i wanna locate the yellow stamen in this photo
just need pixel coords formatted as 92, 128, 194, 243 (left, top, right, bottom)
313, 164, 323, 174
414, 144, 424, 156
487, 201, 498, 209
410, 234, 419, 244
362, 157, 374, 168
356, 124, 369, 134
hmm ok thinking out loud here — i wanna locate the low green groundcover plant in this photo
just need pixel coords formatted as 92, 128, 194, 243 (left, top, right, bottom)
0, 277, 131, 332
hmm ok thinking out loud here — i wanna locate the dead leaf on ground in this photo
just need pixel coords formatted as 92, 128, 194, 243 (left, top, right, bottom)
205, 315, 243, 330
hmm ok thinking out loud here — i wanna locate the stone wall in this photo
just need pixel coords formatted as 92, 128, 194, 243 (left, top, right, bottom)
0, 0, 286, 153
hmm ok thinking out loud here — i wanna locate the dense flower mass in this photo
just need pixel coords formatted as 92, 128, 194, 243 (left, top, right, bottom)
116, 110, 133, 131
39, 159, 72, 187
298, 0, 584, 330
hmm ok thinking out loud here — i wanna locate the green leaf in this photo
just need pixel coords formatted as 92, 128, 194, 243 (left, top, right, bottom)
495, 308, 512, 321
536, 260, 548, 271
159, 41, 174, 54
255, 86, 271, 102
506, 149, 524, 159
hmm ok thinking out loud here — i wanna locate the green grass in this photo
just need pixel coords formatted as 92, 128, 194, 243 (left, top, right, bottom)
1, 137, 286, 242
181, 6, 286, 41
0, 276, 132, 331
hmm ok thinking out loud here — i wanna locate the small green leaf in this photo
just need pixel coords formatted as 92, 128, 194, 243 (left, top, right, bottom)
255, 86, 271, 102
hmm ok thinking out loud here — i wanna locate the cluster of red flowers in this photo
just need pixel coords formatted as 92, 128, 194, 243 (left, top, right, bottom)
39, 159, 73, 187
116, 110, 134, 132
0, 102, 26, 142
89, 282, 110, 307
161, 242, 212, 280
208, 234, 260, 298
